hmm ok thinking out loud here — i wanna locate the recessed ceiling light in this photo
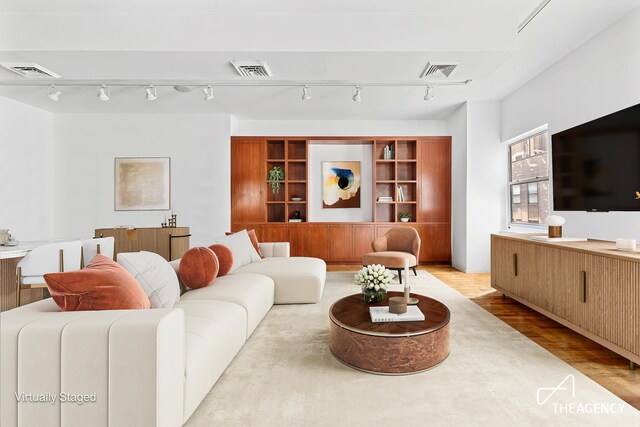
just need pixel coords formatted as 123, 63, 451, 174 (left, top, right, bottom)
424, 86, 434, 101
97, 84, 110, 101
202, 85, 214, 101
352, 86, 362, 103
301, 85, 311, 101
47, 84, 61, 102
145, 85, 157, 101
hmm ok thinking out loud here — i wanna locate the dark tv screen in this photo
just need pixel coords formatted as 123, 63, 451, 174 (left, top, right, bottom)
551, 103, 640, 211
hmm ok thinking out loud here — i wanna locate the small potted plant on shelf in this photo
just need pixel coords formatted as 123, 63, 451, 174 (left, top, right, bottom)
399, 212, 412, 223
267, 166, 285, 194
355, 264, 394, 303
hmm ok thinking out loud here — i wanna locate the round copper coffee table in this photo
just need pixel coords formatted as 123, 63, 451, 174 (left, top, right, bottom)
329, 292, 450, 375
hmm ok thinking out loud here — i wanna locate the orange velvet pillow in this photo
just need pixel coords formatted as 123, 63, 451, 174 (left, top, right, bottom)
225, 229, 263, 258
44, 254, 150, 311
179, 247, 219, 289
208, 244, 233, 277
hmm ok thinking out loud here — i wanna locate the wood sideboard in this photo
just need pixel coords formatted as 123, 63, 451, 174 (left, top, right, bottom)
95, 227, 190, 261
491, 233, 639, 366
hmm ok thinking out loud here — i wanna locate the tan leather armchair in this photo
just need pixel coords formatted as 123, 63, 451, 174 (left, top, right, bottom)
362, 227, 421, 284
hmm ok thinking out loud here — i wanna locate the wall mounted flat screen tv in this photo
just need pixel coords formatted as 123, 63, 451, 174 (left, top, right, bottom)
551, 103, 640, 211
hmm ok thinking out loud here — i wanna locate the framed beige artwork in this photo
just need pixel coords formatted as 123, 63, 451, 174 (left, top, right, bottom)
114, 157, 171, 211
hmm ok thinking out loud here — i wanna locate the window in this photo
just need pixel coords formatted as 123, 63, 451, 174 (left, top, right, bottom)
508, 131, 550, 225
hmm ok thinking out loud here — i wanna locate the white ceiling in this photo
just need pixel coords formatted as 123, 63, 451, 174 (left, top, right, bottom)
0, 0, 638, 119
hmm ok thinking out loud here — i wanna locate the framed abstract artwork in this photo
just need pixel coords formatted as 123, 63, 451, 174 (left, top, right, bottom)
114, 157, 171, 211
322, 161, 361, 208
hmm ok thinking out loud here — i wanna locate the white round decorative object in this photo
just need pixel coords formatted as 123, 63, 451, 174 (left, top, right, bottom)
545, 215, 566, 226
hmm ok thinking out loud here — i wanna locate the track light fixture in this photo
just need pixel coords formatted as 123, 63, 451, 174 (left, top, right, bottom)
424, 85, 434, 101
352, 86, 362, 103
145, 85, 157, 101
202, 85, 214, 101
301, 85, 311, 101
47, 84, 61, 102
97, 84, 110, 101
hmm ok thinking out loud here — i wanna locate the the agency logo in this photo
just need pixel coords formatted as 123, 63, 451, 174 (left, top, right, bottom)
537, 374, 626, 414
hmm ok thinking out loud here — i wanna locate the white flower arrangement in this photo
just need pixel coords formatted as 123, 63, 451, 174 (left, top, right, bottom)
354, 264, 395, 292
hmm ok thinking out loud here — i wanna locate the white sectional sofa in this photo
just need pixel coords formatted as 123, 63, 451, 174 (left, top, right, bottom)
1, 242, 326, 427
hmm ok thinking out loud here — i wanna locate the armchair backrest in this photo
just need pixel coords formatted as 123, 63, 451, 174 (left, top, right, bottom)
17, 241, 82, 278
384, 227, 421, 257
82, 237, 115, 266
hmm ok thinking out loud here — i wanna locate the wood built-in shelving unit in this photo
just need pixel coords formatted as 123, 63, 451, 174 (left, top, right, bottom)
373, 140, 418, 222
266, 140, 308, 222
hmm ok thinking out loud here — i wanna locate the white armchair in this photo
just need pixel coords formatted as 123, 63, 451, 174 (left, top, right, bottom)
16, 241, 82, 307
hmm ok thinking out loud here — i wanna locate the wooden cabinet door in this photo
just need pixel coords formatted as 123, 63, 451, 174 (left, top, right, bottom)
262, 224, 289, 243
231, 139, 266, 224
306, 225, 331, 261
352, 225, 375, 262
491, 236, 526, 297
329, 225, 353, 262
288, 224, 308, 257
417, 137, 451, 223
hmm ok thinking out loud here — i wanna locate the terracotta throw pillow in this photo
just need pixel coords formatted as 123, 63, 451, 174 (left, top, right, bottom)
179, 247, 219, 289
225, 229, 263, 258
208, 244, 233, 277
44, 254, 150, 311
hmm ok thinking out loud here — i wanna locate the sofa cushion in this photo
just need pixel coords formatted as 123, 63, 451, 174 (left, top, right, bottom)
173, 299, 247, 422
208, 244, 234, 277
180, 273, 274, 337
233, 257, 326, 304
44, 254, 150, 311
226, 229, 263, 258
179, 247, 219, 289
213, 230, 261, 273
117, 251, 181, 308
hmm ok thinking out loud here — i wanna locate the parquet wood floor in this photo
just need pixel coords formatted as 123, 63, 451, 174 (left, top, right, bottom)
327, 263, 640, 410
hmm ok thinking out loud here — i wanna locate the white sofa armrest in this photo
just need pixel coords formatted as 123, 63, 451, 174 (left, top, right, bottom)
1, 300, 184, 427
258, 242, 290, 258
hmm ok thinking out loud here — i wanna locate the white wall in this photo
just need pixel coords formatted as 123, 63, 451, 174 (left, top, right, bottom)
232, 119, 446, 136
0, 96, 54, 241
466, 101, 504, 273
308, 144, 373, 222
446, 103, 468, 272
53, 114, 231, 247
502, 7, 640, 242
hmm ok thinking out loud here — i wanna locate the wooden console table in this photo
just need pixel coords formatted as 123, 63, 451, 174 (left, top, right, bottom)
491, 233, 639, 368
95, 227, 190, 261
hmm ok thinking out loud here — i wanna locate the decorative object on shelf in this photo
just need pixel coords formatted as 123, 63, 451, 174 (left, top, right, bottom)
377, 196, 393, 202
616, 238, 637, 251
403, 259, 419, 305
383, 144, 394, 160
291, 197, 303, 202
115, 157, 171, 211
267, 165, 285, 194
0, 229, 8, 245
161, 213, 178, 228
322, 161, 361, 209
5, 234, 17, 246
397, 185, 405, 201
399, 212, 412, 223
292, 210, 301, 220
545, 215, 566, 238
356, 264, 393, 303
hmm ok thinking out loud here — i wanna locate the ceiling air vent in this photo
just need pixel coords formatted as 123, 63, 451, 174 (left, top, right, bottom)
231, 60, 273, 77
0, 62, 61, 79
420, 62, 459, 79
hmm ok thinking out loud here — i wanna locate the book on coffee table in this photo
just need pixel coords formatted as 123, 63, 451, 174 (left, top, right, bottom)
369, 306, 425, 322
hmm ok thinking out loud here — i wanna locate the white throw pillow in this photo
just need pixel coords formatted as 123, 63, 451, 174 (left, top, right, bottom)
213, 229, 261, 273
117, 251, 181, 308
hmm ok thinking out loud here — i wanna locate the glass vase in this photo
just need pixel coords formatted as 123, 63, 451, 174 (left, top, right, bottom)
362, 288, 387, 303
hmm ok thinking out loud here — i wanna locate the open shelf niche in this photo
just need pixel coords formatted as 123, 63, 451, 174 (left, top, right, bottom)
266, 140, 308, 222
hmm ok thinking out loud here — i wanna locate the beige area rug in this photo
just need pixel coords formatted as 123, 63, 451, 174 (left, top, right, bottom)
186, 271, 640, 427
